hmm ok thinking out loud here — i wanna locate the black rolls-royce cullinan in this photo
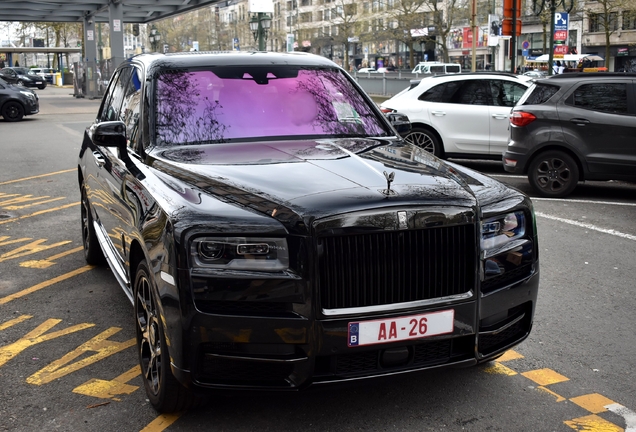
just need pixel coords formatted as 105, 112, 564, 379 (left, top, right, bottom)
78, 51, 539, 413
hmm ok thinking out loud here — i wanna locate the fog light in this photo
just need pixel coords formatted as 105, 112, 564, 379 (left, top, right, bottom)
504, 158, 517, 167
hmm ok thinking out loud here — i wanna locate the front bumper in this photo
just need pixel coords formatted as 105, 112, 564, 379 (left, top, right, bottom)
173, 268, 539, 391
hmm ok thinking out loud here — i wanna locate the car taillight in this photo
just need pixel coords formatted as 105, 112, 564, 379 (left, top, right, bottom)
380, 107, 395, 114
510, 111, 536, 127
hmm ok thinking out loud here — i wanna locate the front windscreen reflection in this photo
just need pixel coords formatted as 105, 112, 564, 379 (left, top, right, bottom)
155, 67, 388, 146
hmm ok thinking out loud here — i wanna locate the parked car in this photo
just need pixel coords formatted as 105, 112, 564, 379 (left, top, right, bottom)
380, 72, 531, 158
523, 70, 548, 79
79, 51, 539, 413
30, 67, 57, 84
357, 67, 377, 73
504, 72, 636, 197
411, 62, 462, 75
0, 77, 39, 121
0, 67, 47, 89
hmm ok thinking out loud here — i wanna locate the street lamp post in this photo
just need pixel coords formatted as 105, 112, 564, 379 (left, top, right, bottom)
149, 25, 161, 52
249, 13, 272, 51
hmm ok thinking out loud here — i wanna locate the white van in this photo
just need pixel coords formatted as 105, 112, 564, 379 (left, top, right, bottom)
411, 62, 461, 75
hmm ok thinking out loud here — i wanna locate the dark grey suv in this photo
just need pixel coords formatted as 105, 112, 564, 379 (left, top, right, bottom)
503, 73, 636, 197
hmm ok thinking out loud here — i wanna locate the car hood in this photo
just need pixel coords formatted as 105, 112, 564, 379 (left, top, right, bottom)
150, 138, 512, 232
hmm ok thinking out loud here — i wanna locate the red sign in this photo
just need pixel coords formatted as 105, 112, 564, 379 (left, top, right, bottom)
554, 30, 567, 41
553, 45, 568, 58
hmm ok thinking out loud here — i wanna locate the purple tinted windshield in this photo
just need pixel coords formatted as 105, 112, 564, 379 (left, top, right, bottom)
155, 67, 388, 145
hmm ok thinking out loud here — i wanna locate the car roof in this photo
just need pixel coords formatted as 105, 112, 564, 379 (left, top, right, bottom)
128, 51, 340, 71
537, 72, 636, 82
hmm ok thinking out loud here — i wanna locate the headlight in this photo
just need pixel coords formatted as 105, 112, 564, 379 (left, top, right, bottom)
481, 211, 526, 250
20, 90, 35, 99
191, 237, 289, 271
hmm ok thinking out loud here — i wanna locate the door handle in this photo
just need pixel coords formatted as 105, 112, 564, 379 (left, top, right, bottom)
570, 118, 590, 126
93, 151, 105, 167
431, 111, 446, 116
492, 113, 509, 120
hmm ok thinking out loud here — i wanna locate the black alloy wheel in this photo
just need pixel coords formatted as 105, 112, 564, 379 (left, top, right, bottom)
135, 261, 198, 413
80, 185, 105, 265
528, 150, 579, 198
404, 127, 443, 158
1, 101, 25, 122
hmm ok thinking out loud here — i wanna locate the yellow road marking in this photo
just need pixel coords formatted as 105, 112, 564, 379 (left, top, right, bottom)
0, 319, 94, 368
4, 197, 65, 210
521, 368, 570, 386
571, 394, 617, 414
498, 350, 525, 362
0, 265, 93, 305
21, 246, 84, 269
140, 413, 184, 432
0, 315, 33, 331
0, 239, 72, 263
0, 168, 75, 186
28, 327, 136, 385
564, 414, 624, 431
0, 202, 79, 225
483, 362, 518, 376
73, 365, 140, 400
0, 236, 32, 247
538, 386, 566, 402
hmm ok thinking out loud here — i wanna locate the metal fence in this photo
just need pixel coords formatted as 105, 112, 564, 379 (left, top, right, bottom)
352, 71, 425, 97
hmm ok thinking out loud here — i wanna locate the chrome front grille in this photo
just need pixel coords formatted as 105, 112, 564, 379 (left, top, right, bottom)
317, 224, 477, 311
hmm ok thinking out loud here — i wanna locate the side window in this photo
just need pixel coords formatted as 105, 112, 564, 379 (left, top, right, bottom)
102, 68, 133, 122
419, 83, 447, 102
450, 80, 490, 105
446, 65, 461, 73
429, 65, 444, 74
490, 80, 528, 107
120, 68, 143, 151
98, 70, 121, 122
567, 83, 628, 114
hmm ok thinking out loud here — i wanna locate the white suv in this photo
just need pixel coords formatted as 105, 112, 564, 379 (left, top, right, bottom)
380, 73, 531, 159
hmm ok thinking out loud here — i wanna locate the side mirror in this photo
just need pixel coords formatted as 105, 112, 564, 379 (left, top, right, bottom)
91, 121, 127, 149
386, 112, 411, 137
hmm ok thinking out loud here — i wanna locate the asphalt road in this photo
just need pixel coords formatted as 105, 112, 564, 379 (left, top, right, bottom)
1, 86, 635, 432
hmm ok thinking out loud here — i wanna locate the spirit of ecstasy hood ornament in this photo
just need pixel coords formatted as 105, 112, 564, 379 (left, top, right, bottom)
381, 171, 396, 196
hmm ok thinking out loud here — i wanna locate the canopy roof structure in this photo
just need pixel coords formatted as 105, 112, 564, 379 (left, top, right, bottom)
0, 0, 218, 24
530, 54, 605, 63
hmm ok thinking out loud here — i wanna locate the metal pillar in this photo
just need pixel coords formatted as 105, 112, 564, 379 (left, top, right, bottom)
109, 1, 125, 69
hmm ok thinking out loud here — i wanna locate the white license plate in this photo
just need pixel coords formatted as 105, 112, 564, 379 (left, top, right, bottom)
348, 309, 454, 347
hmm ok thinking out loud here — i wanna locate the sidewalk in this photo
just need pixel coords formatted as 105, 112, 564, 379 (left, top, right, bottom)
35, 85, 102, 116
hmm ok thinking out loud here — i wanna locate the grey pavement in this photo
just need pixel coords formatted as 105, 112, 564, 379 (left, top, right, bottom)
34, 85, 102, 116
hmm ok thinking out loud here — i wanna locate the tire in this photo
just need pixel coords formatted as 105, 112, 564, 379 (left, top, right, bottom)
1, 101, 25, 122
404, 127, 444, 158
38, 84, 47, 90
528, 150, 579, 198
81, 184, 105, 265
135, 261, 199, 413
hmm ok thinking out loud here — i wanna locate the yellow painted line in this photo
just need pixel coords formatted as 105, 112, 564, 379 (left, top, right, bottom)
0, 239, 72, 263
0, 315, 33, 331
571, 394, 617, 414
73, 365, 140, 400
498, 349, 524, 362
4, 197, 66, 210
20, 246, 84, 269
0, 202, 79, 225
564, 414, 624, 431
0, 236, 32, 247
27, 327, 136, 385
0, 265, 93, 305
0, 168, 75, 186
140, 413, 183, 432
483, 362, 518, 376
537, 386, 566, 403
521, 368, 570, 386
0, 319, 94, 368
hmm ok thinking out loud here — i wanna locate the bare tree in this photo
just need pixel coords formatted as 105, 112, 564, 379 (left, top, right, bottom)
584, 0, 628, 63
